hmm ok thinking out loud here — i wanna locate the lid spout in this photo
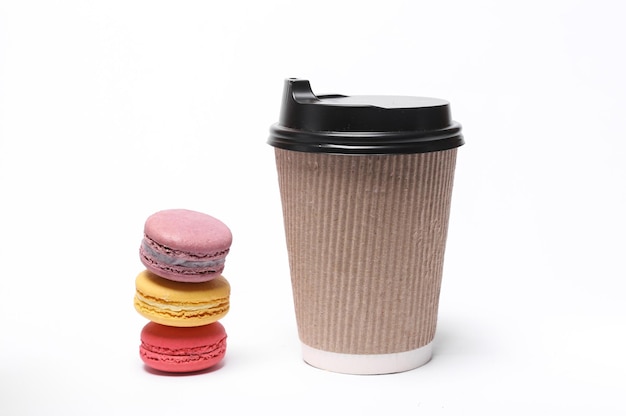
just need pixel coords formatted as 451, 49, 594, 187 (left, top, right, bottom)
279, 78, 318, 127
286, 78, 318, 103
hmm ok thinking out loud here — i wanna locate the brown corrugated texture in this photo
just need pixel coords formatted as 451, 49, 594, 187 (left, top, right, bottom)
275, 148, 458, 355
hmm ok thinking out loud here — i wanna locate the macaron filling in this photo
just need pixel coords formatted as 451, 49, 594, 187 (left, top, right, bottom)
134, 291, 229, 314
141, 240, 226, 268
140, 336, 227, 362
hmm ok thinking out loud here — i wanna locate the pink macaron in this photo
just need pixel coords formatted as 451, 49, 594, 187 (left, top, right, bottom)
140, 209, 232, 283
140, 321, 227, 373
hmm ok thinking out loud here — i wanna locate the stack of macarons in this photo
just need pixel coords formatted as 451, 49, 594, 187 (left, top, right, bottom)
133, 209, 233, 373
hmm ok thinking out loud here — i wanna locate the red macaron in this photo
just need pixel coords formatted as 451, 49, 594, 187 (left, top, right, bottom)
140, 321, 227, 373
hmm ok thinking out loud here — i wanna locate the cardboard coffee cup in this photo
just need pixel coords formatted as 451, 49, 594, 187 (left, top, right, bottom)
268, 79, 464, 374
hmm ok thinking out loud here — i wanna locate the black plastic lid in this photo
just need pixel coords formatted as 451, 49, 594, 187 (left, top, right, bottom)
268, 78, 464, 154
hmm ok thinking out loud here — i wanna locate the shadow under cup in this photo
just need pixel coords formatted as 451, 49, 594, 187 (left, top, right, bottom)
268, 79, 464, 375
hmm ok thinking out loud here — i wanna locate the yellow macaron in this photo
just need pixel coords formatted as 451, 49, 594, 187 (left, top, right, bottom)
134, 270, 230, 327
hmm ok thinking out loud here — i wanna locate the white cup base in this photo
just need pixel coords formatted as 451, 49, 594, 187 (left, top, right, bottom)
301, 342, 433, 375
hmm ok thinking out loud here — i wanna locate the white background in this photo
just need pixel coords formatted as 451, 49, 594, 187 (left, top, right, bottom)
1, 0, 625, 414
